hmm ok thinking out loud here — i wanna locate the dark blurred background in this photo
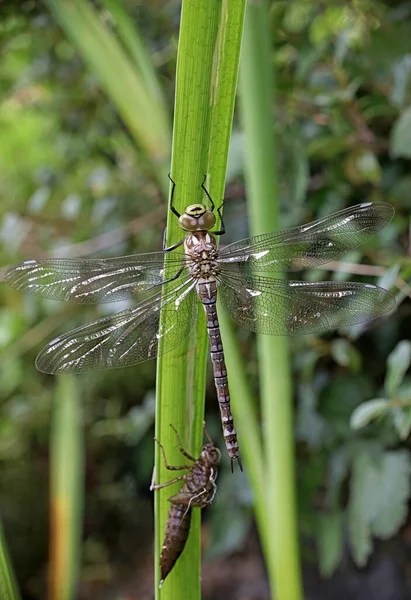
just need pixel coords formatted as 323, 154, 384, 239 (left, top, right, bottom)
0, 1, 410, 599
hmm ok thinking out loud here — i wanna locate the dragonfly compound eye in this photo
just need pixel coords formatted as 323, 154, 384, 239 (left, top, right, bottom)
179, 213, 199, 231
197, 210, 216, 230
179, 204, 216, 231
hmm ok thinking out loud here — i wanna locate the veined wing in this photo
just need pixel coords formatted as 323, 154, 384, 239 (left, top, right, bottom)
5, 251, 187, 303
218, 202, 394, 272
36, 275, 197, 373
218, 270, 396, 335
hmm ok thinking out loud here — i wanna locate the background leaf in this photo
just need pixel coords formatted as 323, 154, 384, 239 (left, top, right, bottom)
348, 444, 379, 566
385, 340, 411, 396
317, 511, 344, 577
348, 444, 411, 566
350, 398, 390, 430
368, 450, 411, 538
390, 106, 411, 158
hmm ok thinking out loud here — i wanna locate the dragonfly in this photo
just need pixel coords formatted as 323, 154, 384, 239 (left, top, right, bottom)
150, 423, 221, 586
5, 177, 396, 469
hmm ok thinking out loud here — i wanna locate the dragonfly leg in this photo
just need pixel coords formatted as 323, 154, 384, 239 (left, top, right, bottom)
201, 176, 225, 235
154, 437, 192, 471
214, 202, 226, 235
148, 264, 185, 290
150, 474, 187, 491
170, 424, 197, 462
201, 174, 215, 211
163, 236, 185, 252
168, 173, 180, 219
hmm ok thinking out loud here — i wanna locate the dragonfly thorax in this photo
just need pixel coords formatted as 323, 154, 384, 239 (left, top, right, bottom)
184, 231, 220, 279
179, 204, 216, 231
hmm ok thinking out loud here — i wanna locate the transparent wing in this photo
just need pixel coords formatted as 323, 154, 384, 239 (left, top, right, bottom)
218, 202, 394, 272
36, 275, 197, 374
5, 251, 187, 303
219, 269, 396, 335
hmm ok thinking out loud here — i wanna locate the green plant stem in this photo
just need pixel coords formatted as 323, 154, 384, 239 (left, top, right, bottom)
155, 1, 246, 598
49, 376, 83, 600
0, 520, 21, 600
239, 2, 303, 600
217, 307, 270, 558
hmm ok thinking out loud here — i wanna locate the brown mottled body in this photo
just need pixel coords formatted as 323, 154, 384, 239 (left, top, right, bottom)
151, 425, 221, 586
185, 231, 241, 469
160, 504, 191, 584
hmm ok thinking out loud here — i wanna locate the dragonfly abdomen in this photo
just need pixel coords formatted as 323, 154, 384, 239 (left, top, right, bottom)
160, 504, 192, 585
198, 281, 240, 466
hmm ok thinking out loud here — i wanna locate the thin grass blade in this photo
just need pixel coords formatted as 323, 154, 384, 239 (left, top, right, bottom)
49, 376, 84, 600
0, 519, 21, 600
239, 2, 303, 599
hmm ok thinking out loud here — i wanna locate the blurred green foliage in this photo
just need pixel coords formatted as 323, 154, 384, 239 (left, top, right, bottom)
0, 0, 410, 598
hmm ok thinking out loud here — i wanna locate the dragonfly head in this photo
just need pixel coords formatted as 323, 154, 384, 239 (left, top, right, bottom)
179, 204, 216, 232
201, 444, 221, 466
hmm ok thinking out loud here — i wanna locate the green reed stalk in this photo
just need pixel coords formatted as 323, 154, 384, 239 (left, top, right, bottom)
0, 519, 21, 600
155, 1, 245, 598
46, 1, 248, 596
239, 3, 303, 599
49, 376, 84, 600
217, 308, 270, 559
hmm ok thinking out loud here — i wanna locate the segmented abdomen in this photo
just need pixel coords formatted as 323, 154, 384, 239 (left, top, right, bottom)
160, 504, 192, 585
197, 280, 239, 462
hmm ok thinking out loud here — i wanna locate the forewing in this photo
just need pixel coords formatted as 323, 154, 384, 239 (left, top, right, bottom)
5, 251, 186, 303
219, 270, 396, 335
36, 276, 197, 373
219, 202, 394, 272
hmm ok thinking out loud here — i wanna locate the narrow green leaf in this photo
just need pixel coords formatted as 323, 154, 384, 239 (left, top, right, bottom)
49, 376, 84, 600
350, 398, 390, 430
317, 511, 344, 578
155, 1, 246, 598
385, 340, 411, 396
218, 308, 267, 552
348, 446, 374, 567
239, 2, 302, 599
0, 519, 21, 600
390, 106, 411, 158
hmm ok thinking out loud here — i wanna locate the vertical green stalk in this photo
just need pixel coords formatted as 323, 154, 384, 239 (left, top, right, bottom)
239, 2, 303, 600
0, 520, 21, 600
217, 310, 269, 557
49, 376, 83, 600
155, 1, 246, 598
